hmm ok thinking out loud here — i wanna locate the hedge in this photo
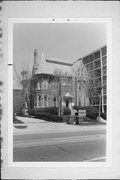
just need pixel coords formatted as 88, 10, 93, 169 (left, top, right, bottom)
31, 112, 63, 122
100, 112, 107, 120
74, 106, 99, 120
62, 107, 71, 115
28, 107, 58, 116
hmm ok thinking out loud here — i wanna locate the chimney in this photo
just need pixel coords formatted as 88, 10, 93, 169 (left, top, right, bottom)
34, 49, 38, 70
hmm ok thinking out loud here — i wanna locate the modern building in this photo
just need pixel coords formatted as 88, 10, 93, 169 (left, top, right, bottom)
81, 45, 107, 113
21, 45, 107, 113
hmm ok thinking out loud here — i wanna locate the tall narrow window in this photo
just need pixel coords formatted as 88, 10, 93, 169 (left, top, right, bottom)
53, 97, 57, 107
44, 95, 47, 107
102, 56, 107, 66
101, 46, 107, 56
39, 95, 42, 107
78, 98, 81, 106
37, 82, 40, 90
34, 97, 37, 107
43, 81, 48, 90
77, 81, 81, 91
39, 81, 42, 89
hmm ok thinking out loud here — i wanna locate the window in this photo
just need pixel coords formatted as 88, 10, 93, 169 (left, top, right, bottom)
83, 56, 89, 64
34, 97, 37, 107
90, 71, 95, 78
77, 81, 81, 91
44, 95, 47, 107
89, 79, 95, 87
53, 97, 57, 107
94, 51, 100, 59
39, 82, 42, 89
103, 95, 107, 104
43, 81, 48, 90
92, 97, 99, 105
94, 59, 101, 69
94, 69, 101, 77
37, 81, 42, 90
78, 98, 81, 106
103, 85, 107, 94
52, 82, 58, 91
89, 62, 94, 70
89, 97, 93, 105
90, 53, 95, 61
38, 95, 42, 107
102, 56, 107, 66
101, 46, 107, 56
103, 76, 106, 85
84, 97, 86, 106
102, 66, 107, 75
95, 78, 101, 87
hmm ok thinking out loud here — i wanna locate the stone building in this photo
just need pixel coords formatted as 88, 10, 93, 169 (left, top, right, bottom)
30, 49, 74, 109
22, 45, 107, 112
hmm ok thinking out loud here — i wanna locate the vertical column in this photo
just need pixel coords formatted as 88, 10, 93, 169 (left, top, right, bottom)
100, 48, 104, 113
75, 76, 77, 106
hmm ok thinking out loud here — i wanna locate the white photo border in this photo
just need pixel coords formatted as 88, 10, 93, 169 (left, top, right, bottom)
8, 18, 112, 168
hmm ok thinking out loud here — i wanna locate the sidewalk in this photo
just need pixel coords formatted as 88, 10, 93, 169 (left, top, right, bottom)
13, 116, 106, 135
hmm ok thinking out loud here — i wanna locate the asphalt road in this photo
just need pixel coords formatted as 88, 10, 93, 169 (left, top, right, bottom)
13, 129, 106, 162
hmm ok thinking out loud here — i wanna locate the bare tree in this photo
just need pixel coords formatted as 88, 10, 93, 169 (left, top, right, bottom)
72, 59, 103, 122
13, 61, 33, 113
72, 59, 90, 106
48, 69, 72, 116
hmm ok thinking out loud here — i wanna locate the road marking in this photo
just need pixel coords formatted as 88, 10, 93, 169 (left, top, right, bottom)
85, 156, 106, 162
14, 134, 106, 149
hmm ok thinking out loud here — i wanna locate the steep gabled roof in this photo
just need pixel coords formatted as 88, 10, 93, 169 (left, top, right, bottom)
35, 53, 72, 75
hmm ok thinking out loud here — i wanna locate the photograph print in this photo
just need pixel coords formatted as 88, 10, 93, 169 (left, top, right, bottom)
13, 20, 107, 162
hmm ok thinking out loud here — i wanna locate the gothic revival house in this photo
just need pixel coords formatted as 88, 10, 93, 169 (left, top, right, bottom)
23, 45, 106, 112
30, 49, 74, 109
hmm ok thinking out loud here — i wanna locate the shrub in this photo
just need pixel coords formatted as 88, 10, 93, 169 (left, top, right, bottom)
30, 111, 63, 122
100, 112, 107, 120
28, 107, 58, 116
74, 106, 99, 120
63, 107, 71, 115
85, 106, 98, 120
83, 116, 92, 122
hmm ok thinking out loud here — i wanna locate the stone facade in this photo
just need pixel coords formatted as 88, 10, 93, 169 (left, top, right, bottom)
21, 45, 107, 111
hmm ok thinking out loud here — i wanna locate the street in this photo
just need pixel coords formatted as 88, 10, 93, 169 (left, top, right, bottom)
13, 129, 106, 162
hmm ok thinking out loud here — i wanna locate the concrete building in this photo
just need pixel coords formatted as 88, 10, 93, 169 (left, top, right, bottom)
81, 45, 107, 113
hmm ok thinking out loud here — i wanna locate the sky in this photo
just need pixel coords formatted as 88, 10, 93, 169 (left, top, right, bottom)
13, 23, 106, 88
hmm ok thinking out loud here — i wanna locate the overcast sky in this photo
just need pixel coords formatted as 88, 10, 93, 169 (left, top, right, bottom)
13, 23, 106, 88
